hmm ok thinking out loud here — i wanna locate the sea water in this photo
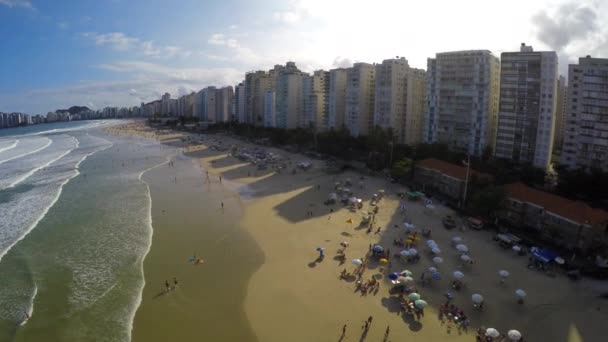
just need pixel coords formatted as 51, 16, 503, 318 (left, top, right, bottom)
0, 121, 174, 341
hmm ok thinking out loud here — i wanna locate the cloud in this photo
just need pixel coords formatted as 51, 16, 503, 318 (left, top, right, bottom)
58, 21, 69, 30
229, 24, 238, 30
273, 11, 301, 24
82, 32, 139, 51
82, 32, 191, 58
0, 0, 33, 9
532, 2, 598, 51
331, 56, 353, 68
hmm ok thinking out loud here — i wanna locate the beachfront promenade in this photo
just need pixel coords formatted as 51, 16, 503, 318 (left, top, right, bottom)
110, 122, 605, 342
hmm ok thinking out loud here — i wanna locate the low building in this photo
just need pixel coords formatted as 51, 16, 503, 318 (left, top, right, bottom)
413, 158, 492, 203
500, 182, 608, 250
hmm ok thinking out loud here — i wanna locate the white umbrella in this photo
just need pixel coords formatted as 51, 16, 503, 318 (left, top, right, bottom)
426, 240, 437, 246
452, 236, 462, 243
433, 257, 444, 264
453, 271, 465, 279
485, 328, 500, 338
456, 244, 469, 253
407, 248, 418, 256
397, 276, 409, 284
352, 259, 363, 266
404, 222, 415, 229
515, 289, 527, 298
512, 245, 521, 252
472, 293, 484, 304
499, 270, 510, 278
555, 257, 565, 265
508, 330, 522, 341
428, 267, 438, 273
400, 249, 410, 257
431, 247, 441, 254
460, 254, 472, 262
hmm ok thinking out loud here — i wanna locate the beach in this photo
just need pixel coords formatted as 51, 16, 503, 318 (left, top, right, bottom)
115, 121, 606, 342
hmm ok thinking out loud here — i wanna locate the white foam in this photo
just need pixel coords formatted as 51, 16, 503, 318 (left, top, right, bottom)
127, 154, 172, 341
19, 283, 37, 326
0, 137, 51, 165
0, 139, 18, 153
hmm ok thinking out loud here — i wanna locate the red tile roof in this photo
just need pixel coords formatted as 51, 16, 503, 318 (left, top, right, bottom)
505, 182, 608, 225
416, 158, 491, 182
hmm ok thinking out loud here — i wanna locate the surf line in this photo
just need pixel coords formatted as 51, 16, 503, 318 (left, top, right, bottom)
127, 154, 173, 341
0, 139, 18, 154
0, 137, 52, 166
2, 136, 79, 191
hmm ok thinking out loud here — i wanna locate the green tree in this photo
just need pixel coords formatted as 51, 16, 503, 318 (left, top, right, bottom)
468, 186, 506, 217
391, 158, 414, 180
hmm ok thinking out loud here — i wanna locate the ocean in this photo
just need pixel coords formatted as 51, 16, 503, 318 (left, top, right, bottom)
0, 121, 175, 341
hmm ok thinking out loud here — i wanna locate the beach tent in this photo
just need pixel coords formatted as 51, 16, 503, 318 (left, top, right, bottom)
531, 247, 558, 263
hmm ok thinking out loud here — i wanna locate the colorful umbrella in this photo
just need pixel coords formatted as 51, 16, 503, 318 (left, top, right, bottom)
316, 247, 325, 252
453, 271, 464, 279
352, 259, 363, 266
407, 248, 418, 256
402, 276, 414, 283
472, 293, 484, 304
414, 299, 428, 308
401, 270, 413, 277
388, 272, 400, 280
408, 292, 421, 301
346, 218, 353, 224
379, 258, 389, 264
508, 330, 522, 341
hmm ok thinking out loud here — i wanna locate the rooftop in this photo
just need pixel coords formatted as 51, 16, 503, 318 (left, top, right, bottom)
416, 158, 491, 182
505, 182, 608, 225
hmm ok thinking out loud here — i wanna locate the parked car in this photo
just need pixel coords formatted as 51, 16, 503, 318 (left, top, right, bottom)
442, 215, 457, 229
467, 217, 484, 230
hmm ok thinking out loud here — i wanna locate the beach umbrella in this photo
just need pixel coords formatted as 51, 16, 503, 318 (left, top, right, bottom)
456, 244, 469, 253
499, 270, 510, 278
460, 254, 472, 262
452, 236, 462, 243
414, 299, 428, 309
397, 276, 410, 284
431, 247, 441, 254
388, 272, 400, 280
426, 240, 437, 246
401, 270, 413, 277
472, 293, 484, 304
485, 328, 500, 338
316, 247, 325, 252
400, 249, 410, 257
373, 244, 384, 253
346, 218, 353, 224
340, 241, 349, 247
407, 248, 418, 256
512, 245, 521, 252
428, 267, 438, 273
408, 292, 421, 301
379, 258, 389, 264
352, 259, 363, 266
431, 272, 441, 280
402, 276, 414, 284
555, 257, 565, 265
433, 257, 444, 264
453, 271, 465, 279
507, 330, 522, 341
515, 289, 527, 298
404, 222, 415, 229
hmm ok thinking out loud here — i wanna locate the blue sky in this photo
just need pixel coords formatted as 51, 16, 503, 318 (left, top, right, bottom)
1, 0, 607, 114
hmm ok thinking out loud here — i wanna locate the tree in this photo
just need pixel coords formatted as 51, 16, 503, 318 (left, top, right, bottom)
391, 158, 414, 180
468, 186, 506, 217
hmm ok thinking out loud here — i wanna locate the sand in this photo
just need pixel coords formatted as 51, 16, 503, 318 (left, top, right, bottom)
114, 121, 606, 342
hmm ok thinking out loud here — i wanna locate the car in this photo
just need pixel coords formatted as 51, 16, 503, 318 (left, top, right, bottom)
467, 217, 484, 230
442, 215, 457, 229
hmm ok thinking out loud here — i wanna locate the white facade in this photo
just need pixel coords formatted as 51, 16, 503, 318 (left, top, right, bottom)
345, 63, 375, 137
235, 83, 246, 123
302, 70, 329, 131
264, 91, 276, 128
216, 86, 234, 123
275, 62, 304, 129
495, 45, 558, 168
201, 87, 217, 122
562, 57, 608, 171
404, 69, 427, 145
328, 68, 348, 130
425, 50, 500, 156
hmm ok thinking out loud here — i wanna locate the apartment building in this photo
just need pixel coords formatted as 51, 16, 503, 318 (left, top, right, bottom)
275, 62, 304, 129
216, 86, 234, 123
495, 44, 558, 168
245, 71, 271, 126
263, 91, 276, 128
425, 50, 500, 156
201, 87, 217, 122
328, 68, 348, 130
345, 63, 375, 137
553, 75, 568, 152
562, 57, 608, 171
235, 82, 246, 123
302, 70, 330, 131
404, 69, 427, 145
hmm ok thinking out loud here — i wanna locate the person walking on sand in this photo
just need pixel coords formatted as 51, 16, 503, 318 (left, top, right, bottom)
384, 325, 390, 339
173, 277, 178, 288
165, 280, 170, 292
221, 202, 224, 211
219, 176, 222, 183
341, 324, 347, 336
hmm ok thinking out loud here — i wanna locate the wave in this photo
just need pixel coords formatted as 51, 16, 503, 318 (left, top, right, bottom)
1, 136, 79, 191
128, 154, 172, 341
19, 284, 37, 326
0, 139, 18, 154
0, 137, 51, 166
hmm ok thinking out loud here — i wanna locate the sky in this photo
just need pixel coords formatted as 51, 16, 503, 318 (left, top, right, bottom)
0, 0, 607, 114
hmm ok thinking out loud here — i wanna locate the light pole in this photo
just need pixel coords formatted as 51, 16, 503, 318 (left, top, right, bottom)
462, 154, 471, 209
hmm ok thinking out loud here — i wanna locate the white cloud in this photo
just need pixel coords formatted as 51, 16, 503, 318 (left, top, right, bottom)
273, 11, 301, 24
82, 32, 139, 51
58, 21, 69, 30
0, 0, 33, 9
82, 32, 191, 58
208, 33, 228, 45
229, 24, 238, 30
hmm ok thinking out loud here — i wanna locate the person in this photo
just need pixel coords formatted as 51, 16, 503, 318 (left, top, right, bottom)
385, 325, 390, 337
219, 176, 222, 183
173, 277, 178, 287
165, 280, 170, 291
342, 324, 347, 336
221, 202, 224, 209
367, 316, 373, 325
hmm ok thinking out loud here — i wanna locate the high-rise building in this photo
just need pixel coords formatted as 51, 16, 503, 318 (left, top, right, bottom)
235, 82, 246, 123
200, 87, 217, 122
275, 62, 305, 129
373, 57, 426, 145
495, 44, 558, 168
216, 86, 234, 123
345, 63, 375, 137
424, 50, 500, 156
264, 91, 276, 128
553, 75, 568, 153
161, 92, 171, 115
245, 71, 271, 126
328, 68, 348, 130
562, 56, 608, 171
302, 70, 330, 131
